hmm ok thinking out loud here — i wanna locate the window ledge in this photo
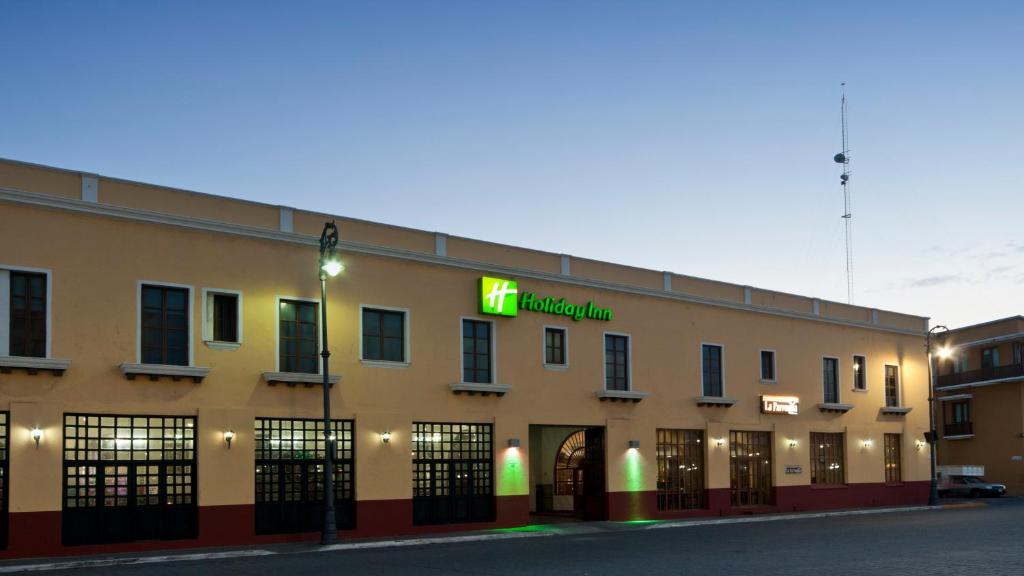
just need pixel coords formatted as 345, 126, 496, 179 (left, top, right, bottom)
0, 356, 71, 376
880, 406, 913, 415
695, 396, 737, 407
543, 363, 569, 372
204, 340, 241, 351
597, 390, 648, 403
817, 402, 854, 413
850, 388, 869, 393
943, 434, 975, 441
263, 371, 341, 388
359, 359, 410, 369
449, 382, 510, 397
120, 363, 210, 383
760, 379, 777, 385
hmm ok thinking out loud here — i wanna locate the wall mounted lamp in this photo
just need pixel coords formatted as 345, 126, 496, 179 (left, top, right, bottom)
787, 439, 799, 448
915, 440, 926, 451
628, 440, 640, 450
30, 427, 43, 447
381, 431, 392, 444
224, 430, 235, 449
714, 438, 725, 448
862, 439, 873, 449
507, 438, 521, 448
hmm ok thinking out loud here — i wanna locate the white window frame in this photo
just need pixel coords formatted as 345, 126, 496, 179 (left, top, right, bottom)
759, 348, 777, 384
603, 331, 632, 391
851, 353, 868, 391
460, 315, 496, 384
275, 295, 322, 374
137, 280, 195, 366
359, 304, 411, 367
700, 342, 726, 397
201, 288, 243, 350
0, 265, 53, 358
821, 355, 841, 403
884, 364, 902, 407
542, 325, 569, 370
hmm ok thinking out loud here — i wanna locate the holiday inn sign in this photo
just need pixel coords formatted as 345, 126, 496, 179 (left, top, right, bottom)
479, 276, 614, 321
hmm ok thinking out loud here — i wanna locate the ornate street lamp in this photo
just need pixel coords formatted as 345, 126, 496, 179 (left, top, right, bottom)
319, 221, 343, 544
926, 324, 952, 506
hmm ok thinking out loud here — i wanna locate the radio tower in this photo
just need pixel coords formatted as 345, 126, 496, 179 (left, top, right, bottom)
833, 83, 854, 304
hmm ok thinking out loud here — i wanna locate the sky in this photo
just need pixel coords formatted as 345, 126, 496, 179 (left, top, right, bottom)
1, 1, 1022, 329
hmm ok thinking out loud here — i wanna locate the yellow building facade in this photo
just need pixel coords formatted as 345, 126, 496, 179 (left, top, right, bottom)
0, 158, 931, 558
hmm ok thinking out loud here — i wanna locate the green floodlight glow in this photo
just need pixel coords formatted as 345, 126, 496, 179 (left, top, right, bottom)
497, 446, 528, 496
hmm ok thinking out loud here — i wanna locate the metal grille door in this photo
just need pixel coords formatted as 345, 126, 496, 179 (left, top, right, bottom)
729, 431, 772, 507
254, 418, 355, 535
412, 423, 493, 525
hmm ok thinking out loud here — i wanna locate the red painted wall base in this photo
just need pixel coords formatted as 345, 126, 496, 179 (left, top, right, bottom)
1, 484, 926, 560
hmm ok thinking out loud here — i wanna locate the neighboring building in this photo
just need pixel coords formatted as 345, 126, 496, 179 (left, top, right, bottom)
935, 316, 1024, 495
0, 158, 931, 559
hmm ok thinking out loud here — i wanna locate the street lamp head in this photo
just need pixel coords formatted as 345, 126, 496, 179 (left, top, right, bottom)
321, 259, 344, 277
937, 345, 953, 360
319, 221, 343, 277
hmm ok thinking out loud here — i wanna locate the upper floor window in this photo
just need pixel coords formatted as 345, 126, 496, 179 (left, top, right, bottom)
202, 289, 241, 346
362, 307, 406, 363
981, 346, 999, 369
9, 271, 47, 358
604, 334, 629, 391
545, 327, 567, 366
852, 355, 866, 390
760, 350, 776, 382
462, 319, 492, 383
884, 365, 900, 407
822, 357, 839, 403
141, 284, 189, 366
943, 398, 973, 437
1015, 342, 1023, 365
702, 344, 723, 397
279, 299, 318, 374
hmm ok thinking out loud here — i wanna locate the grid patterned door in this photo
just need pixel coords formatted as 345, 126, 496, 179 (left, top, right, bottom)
254, 418, 355, 535
62, 414, 197, 546
729, 431, 772, 507
0, 412, 7, 550
412, 423, 494, 526
656, 429, 705, 511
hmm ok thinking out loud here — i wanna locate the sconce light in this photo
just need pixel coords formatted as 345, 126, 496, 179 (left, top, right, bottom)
224, 430, 235, 449
787, 439, 798, 449
862, 439, 873, 449
715, 438, 725, 448
30, 427, 43, 447
915, 440, 926, 451
507, 438, 521, 448
381, 431, 392, 444
628, 440, 640, 450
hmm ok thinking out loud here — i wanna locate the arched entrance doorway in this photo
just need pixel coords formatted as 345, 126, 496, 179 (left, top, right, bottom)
554, 430, 586, 514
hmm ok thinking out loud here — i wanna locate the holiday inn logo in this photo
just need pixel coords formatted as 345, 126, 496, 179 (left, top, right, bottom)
478, 276, 614, 322
479, 276, 519, 317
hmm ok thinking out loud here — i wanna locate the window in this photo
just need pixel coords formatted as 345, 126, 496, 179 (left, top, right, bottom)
810, 432, 845, 485
545, 327, 567, 366
702, 344, 723, 397
852, 355, 866, 390
279, 299, 318, 374
202, 290, 241, 345
884, 365, 900, 407
981, 346, 999, 369
1015, 342, 1023, 365
944, 399, 972, 436
822, 357, 839, 403
760, 350, 776, 382
412, 422, 493, 525
362, 308, 406, 362
657, 429, 705, 511
462, 319, 492, 383
9, 271, 47, 358
884, 433, 902, 483
141, 285, 189, 366
62, 414, 196, 545
604, 334, 629, 391
254, 418, 355, 534
729, 431, 771, 506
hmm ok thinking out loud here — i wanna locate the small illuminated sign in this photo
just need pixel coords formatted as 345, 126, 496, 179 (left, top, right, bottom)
784, 465, 802, 475
761, 395, 799, 415
478, 276, 614, 321
479, 276, 519, 317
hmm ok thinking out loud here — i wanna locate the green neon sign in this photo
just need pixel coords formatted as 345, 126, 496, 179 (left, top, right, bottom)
479, 277, 614, 321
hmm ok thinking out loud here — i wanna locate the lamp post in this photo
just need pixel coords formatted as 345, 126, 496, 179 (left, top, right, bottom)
926, 324, 952, 506
318, 221, 344, 544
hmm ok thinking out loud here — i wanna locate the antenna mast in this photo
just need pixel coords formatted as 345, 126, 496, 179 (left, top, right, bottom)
833, 83, 854, 304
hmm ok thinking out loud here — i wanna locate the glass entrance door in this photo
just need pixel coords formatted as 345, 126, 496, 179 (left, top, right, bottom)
729, 431, 772, 507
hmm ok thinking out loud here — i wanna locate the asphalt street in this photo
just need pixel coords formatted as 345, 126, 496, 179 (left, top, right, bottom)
4, 500, 1023, 575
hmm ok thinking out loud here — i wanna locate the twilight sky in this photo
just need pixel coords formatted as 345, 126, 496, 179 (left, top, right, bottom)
2, 1, 1022, 329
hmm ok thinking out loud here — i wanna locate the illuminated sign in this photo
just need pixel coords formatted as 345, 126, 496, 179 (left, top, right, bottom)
479, 277, 614, 321
761, 395, 799, 415
784, 465, 802, 475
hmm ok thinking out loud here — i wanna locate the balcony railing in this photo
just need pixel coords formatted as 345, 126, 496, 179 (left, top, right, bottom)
936, 363, 1024, 388
943, 422, 974, 437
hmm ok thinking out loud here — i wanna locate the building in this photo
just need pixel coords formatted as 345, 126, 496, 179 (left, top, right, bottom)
934, 316, 1024, 494
0, 158, 931, 559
